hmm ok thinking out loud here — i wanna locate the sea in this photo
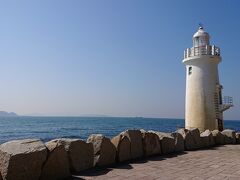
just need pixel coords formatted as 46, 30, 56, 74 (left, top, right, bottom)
0, 116, 239, 144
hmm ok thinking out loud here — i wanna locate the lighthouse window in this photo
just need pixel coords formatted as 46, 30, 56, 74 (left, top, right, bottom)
188, 67, 192, 75
194, 37, 199, 47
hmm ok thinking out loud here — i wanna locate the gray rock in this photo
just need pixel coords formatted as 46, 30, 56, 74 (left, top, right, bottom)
111, 133, 131, 162
141, 130, 161, 156
151, 131, 175, 154
171, 132, 184, 152
40, 140, 71, 180
177, 128, 201, 150
57, 138, 94, 172
87, 134, 116, 166
207, 130, 215, 146
189, 128, 202, 148
200, 129, 215, 148
122, 130, 143, 159
200, 135, 209, 148
0, 139, 47, 180
212, 130, 225, 145
221, 129, 236, 144
236, 133, 240, 144
177, 128, 194, 150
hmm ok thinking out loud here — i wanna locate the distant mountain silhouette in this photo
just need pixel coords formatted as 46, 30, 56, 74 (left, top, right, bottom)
0, 111, 18, 117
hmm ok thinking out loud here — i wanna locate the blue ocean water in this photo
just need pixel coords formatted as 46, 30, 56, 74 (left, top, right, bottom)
0, 116, 239, 144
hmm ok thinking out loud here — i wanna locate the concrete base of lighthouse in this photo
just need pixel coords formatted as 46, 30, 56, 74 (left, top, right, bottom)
183, 55, 221, 132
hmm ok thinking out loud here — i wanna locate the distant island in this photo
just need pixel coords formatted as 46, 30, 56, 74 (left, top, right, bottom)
0, 111, 18, 117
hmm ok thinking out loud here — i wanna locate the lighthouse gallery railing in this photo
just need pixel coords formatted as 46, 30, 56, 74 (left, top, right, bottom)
184, 45, 220, 59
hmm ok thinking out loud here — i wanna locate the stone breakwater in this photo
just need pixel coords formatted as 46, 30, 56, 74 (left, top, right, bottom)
0, 129, 239, 180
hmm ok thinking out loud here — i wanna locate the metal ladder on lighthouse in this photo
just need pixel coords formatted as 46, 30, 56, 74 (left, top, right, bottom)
214, 92, 223, 131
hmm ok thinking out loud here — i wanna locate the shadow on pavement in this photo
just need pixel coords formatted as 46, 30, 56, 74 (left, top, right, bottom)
72, 167, 113, 179
148, 151, 187, 161
71, 151, 190, 179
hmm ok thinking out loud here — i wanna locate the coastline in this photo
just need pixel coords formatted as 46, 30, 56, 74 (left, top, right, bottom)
0, 116, 240, 144
0, 128, 239, 179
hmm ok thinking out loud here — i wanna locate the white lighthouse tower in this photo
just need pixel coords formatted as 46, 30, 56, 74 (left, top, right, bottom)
183, 25, 233, 132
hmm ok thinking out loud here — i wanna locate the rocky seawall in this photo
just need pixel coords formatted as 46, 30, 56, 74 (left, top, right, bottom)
0, 128, 239, 180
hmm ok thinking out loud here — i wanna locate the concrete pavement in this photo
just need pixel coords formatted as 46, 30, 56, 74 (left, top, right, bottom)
73, 145, 240, 180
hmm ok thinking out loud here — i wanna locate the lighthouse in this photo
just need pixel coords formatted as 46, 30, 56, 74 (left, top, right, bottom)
183, 25, 233, 132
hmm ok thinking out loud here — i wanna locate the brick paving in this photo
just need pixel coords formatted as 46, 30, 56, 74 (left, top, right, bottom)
72, 145, 240, 180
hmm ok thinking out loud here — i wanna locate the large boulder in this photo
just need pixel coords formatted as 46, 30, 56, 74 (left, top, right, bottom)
212, 130, 225, 145
111, 133, 131, 162
141, 130, 161, 156
177, 128, 194, 150
0, 139, 47, 180
221, 129, 236, 144
57, 138, 94, 172
171, 132, 184, 152
122, 130, 143, 159
189, 128, 202, 148
87, 134, 116, 166
236, 133, 240, 144
40, 140, 71, 180
151, 131, 175, 154
200, 129, 215, 148
200, 135, 209, 148
177, 128, 202, 150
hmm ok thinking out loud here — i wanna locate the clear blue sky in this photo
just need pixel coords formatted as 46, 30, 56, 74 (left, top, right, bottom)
0, 0, 239, 119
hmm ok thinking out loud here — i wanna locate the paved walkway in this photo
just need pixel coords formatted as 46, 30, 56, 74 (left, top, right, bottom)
73, 145, 240, 180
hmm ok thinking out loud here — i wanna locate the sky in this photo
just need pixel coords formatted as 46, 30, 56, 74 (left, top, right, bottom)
0, 0, 240, 119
